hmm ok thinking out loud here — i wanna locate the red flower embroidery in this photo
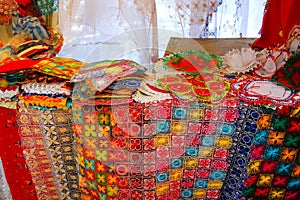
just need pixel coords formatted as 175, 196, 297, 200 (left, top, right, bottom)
244, 175, 259, 187
130, 139, 142, 150
254, 188, 270, 198
261, 160, 278, 173
198, 158, 211, 168
188, 122, 202, 134
143, 165, 155, 177
182, 179, 194, 188
144, 191, 155, 200
272, 175, 289, 187
144, 178, 155, 190
172, 135, 185, 146
131, 178, 142, 188
131, 190, 143, 199
206, 190, 220, 199
195, 169, 210, 179
170, 180, 181, 189
211, 159, 228, 170
214, 149, 229, 159
287, 118, 300, 133
143, 138, 154, 151
144, 152, 155, 163
183, 169, 196, 179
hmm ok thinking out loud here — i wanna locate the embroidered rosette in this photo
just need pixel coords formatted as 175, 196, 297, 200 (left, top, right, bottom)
162, 50, 222, 75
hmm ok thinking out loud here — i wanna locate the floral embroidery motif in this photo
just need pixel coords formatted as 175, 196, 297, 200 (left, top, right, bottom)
72, 98, 238, 199
243, 106, 300, 200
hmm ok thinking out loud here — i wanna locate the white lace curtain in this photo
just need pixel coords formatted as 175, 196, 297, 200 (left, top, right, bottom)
57, 0, 266, 69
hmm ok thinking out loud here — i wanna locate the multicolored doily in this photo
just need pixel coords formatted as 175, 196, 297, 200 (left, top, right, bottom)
157, 73, 230, 103
162, 50, 222, 75
231, 77, 300, 107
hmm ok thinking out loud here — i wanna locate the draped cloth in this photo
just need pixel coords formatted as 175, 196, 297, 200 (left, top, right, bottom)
252, 0, 300, 48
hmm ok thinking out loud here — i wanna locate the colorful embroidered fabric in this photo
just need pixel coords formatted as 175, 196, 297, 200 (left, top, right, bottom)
17, 102, 60, 199
271, 48, 300, 92
33, 57, 87, 80
72, 60, 146, 105
39, 109, 81, 199
72, 96, 239, 199
242, 106, 300, 200
221, 104, 261, 200
0, 107, 38, 200
0, 0, 18, 24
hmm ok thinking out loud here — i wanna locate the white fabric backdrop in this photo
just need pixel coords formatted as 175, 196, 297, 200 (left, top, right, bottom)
57, 0, 266, 70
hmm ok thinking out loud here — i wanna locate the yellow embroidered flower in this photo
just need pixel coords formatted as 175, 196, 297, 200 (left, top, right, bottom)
292, 165, 300, 177
84, 113, 96, 124
267, 131, 285, 145
97, 184, 106, 193
269, 188, 285, 199
171, 121, 187, 134
208, 180, 223, 189
189, 108, 204, 120
99, 126, 110, 138
247, 160, 261, 175
108, 164, 116, 173
85, 159, 95, 170
107, 174, 117, 185
96, 173, 106, 184
96, 162, 106, 173
257, 174, 273, 187
194, 189, 206, 198
280, 147, 298, 162
84, 125, 97, 137
98, 113, 111, 125
154, 135, 170, 147
257, 114, 272, 129
170, 169, 183, 181
73, 111, 83, 123
184, 157, 198, 168
78, 155, 85, 167
21, 126, 31, 136
215, 136, 232, 149
85, 138, 97, 149
42, 113, 54, 125
84, 149, 95, 159
107, 186, 118, 196
96, 150, 107, 161
199, 147, 214, 158
99, 140, 108, 148
156, 183, 169, 195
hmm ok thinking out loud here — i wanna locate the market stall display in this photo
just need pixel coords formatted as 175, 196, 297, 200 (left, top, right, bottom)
0, 0, 299, 199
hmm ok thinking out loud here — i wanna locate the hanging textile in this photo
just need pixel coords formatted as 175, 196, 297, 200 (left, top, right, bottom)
252, 0, 300, 49
0, 107, 38, 200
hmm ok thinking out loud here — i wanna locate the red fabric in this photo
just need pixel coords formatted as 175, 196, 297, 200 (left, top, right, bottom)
252, 0, 300, 48
0, 59, 42, 73
0, 107, 38, 200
